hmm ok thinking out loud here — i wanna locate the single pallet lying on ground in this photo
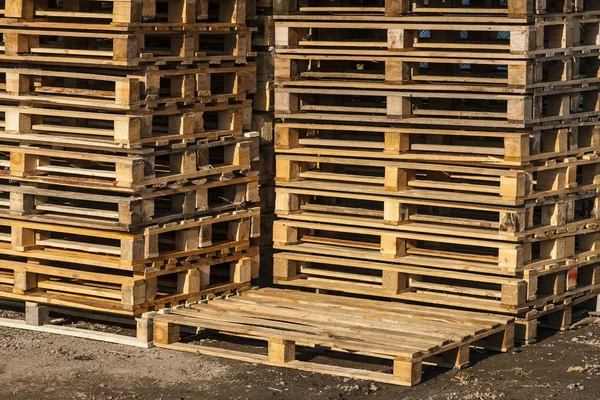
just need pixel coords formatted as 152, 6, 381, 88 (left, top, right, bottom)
152, 287, 514, 386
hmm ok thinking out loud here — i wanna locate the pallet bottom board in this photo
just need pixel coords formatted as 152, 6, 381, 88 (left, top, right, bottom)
152, 288, 514, 386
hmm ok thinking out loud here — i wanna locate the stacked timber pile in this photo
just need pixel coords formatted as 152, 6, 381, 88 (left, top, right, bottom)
0, 0, 260, 315
248, 0, 275, 284
272, 0, 600, 343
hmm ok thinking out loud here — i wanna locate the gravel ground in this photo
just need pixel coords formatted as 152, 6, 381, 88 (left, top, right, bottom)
0, 308, 599, 400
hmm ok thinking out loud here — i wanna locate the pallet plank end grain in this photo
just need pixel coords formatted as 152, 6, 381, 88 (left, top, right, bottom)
151, 288, 514, 387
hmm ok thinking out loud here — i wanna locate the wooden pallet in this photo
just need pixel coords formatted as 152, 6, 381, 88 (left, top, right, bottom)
0, 242, 259, 313
273, 15, 600, 131
0, 27, 253, 66
274, 85, 600, 129
0, 63, 257, 110
2, 0, 247, 27
276, 186, 599, 242
275, 153, 600, 205
13, 179, 254, 229
0, 206, 259, 269
273, 0, 592, 19
0, 134, 257, 190
275, 197, 600, 246
152, 287, 514, 386
0, 102, 253, 148
0, 176, 259, 231
275, 53, 600, 94
273, 217, 600, 275
272, 248, 600, 313
274, 122, 600, 166
275, 20, 600, 58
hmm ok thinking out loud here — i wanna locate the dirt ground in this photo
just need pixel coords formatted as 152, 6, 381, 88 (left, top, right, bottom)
0, 308, 599, 400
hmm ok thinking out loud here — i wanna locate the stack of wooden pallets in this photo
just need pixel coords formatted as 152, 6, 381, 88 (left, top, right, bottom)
0, 0, 260, 315
248, 0, 275, 284
272, 0, 600, 343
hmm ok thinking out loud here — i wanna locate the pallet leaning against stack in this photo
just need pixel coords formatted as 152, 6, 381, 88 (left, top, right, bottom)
272, 0, 600, 343
248, 0, 275, 284
0, 0, 260, 315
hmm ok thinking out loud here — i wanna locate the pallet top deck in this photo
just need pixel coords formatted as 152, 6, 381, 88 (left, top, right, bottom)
156, 287, 513, 354
153, 287, 514, 385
